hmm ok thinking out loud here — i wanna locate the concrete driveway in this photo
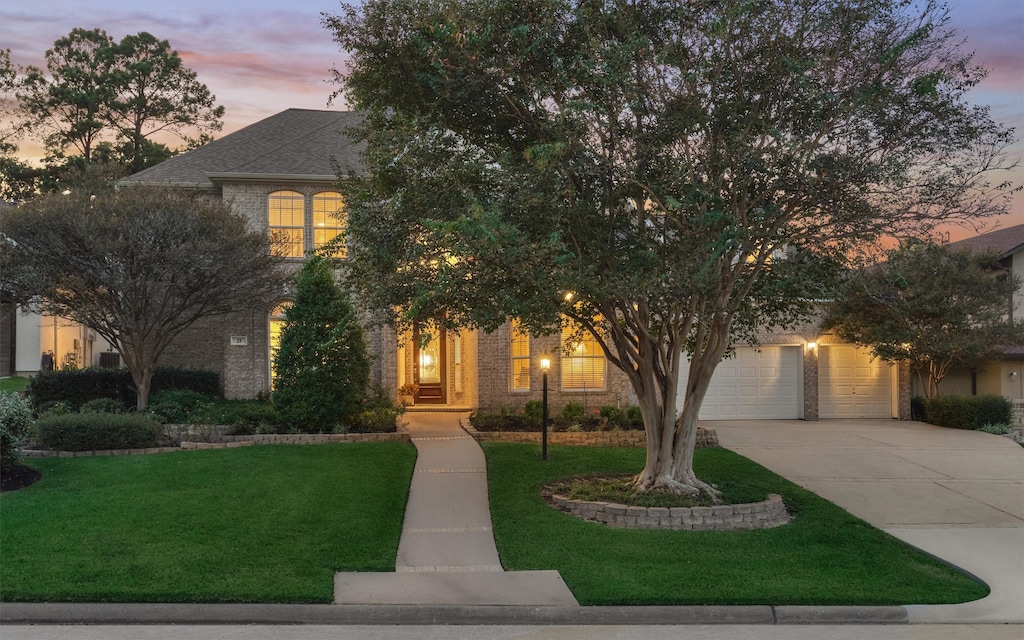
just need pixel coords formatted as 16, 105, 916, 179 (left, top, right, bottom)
711, 419, 1024, 624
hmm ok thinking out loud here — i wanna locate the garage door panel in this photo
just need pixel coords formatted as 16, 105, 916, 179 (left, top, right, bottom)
821, 345, 892, 419
680, 346, 801, 420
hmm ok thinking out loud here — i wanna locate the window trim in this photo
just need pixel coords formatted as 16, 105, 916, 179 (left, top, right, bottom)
560, 316, 606, 392
268, 190, 305, 258
509, 319, 531, 392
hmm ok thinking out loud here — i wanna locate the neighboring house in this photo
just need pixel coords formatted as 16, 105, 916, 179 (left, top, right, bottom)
9, 108, 911, 420
928, 223, 1024, 403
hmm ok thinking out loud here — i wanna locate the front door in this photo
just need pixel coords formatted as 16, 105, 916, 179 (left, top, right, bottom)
413, 323, 446, 404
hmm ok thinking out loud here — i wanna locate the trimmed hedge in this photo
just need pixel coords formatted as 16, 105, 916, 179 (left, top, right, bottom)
29, 367, 220, 411
34, 413, 164, 451
923, 394, 1012, 430
1, 393, 34, 465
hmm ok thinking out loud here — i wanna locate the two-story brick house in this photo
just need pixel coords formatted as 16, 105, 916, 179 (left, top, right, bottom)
116, 108, 911, 420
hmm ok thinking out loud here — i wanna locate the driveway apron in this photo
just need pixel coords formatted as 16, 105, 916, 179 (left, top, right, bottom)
713, 419, 1024, 624
334, 411, 578, 606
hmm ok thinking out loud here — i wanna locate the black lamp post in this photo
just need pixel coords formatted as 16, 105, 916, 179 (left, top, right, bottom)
540, 356, 551, 460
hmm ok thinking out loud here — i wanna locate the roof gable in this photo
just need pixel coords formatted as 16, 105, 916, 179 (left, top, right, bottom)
119, 109, 364, 189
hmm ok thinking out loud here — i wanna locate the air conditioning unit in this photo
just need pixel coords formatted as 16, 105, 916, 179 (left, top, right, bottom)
98, 352, 122, 369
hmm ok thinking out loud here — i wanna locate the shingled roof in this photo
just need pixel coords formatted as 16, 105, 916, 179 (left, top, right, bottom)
948, 222, 1024, 259
119, 109, 364, 190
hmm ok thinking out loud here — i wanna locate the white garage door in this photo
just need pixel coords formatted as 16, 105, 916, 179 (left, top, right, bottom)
678, 346, 801, 420
820, 345, 893, 418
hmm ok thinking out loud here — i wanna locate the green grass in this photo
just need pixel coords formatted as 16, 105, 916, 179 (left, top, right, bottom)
0, 443, 416, 603
0, 377, 30, 393
485, 443, 989, 606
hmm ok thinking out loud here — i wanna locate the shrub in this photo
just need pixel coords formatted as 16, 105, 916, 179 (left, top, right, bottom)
470, 408, 530, 431
977, 423, 1010, 435
924, 394, 1012, 430
273, 257, 370, 433
79, 398, 126, 414
560, 401, 585, 424
0, 393, 33, 466
36, 400, 73, 417
910, 396, 926, 421
35, 413, 163, 451
146, 389, 216, 424
191, 398, 279, 432
29, 366, 220, 411
522, 400, 544, 428
351, 388, 405, 433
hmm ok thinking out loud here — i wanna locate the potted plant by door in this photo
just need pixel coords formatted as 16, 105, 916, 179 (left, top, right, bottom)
398, 383, 417, 406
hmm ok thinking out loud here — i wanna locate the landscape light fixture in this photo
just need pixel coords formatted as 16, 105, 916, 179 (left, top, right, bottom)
540, 356, 551, 460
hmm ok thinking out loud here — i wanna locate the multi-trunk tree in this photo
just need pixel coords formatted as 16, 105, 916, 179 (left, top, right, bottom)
826, 241, 1023, 399
325, 0, 1017, 496
0, 187, 289, 410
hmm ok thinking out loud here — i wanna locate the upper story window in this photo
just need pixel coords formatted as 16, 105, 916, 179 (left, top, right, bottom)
312, 191, 346, 257
268, 191, 305, 258
509, 319, 530, 392
561, 316, 605, 391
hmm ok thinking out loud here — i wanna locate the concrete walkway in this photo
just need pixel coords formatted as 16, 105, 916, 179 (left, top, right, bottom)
713, 419, 1024, 624
333, 412, 578, 606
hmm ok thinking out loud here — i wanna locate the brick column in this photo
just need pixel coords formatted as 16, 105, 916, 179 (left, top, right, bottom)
803, 346, 819, 421
897, 360, 912, 420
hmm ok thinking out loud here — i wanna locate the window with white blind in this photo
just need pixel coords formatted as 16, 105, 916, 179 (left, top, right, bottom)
561, 317, 605, 390
510, 319, 530, 391
268, 191, 305, 258
312, 191, 346, 257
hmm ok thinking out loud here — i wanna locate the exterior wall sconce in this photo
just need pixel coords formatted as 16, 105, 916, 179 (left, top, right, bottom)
540, 356, 551, 460
1011, 371, 1019, 378
806, 341, 818, 352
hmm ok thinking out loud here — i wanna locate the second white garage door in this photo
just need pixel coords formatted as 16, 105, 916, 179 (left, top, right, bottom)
678, 346, 802, 420
819, 345, 893, 419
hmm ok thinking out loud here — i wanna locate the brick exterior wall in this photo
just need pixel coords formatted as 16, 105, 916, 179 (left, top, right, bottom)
475, 323, 635, 413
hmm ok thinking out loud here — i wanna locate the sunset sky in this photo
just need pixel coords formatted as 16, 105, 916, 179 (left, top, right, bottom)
2, 0, 1021, 237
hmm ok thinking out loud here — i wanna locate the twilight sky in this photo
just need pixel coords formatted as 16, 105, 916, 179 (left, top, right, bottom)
1, 0, 1021, 237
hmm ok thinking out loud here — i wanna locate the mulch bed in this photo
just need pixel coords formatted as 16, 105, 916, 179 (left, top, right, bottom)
1, 464, 42, 492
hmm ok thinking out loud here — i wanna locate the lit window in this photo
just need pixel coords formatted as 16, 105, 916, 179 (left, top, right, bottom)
561, 317, 605, 390
510, 319, 530, 391
269, 191, 305, 257
313, 191, 346, 257
269, 303, 289, 388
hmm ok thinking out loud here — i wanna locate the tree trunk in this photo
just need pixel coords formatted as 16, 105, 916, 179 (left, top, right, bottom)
133, 366, 154, 411
630, 345, 723, 502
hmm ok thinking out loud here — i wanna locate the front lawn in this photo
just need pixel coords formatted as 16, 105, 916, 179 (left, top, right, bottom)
0, 443, 416, 603
485, 443, 988, 606
0, 377, 29, 393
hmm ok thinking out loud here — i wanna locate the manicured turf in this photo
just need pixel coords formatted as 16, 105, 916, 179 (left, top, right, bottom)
0, 443, 416, 603
484, 443, 989, 606
0, 377, 29, 393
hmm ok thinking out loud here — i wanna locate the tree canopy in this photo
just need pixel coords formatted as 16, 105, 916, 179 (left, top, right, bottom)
7, 28, 223, 196
825, 241, 1023, 399
0, 187, 288, 409
325, 0, 1017, 495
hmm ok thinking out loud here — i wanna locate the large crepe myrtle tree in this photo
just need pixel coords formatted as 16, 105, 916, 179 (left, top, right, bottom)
0, 187, 289, 410
325, 0, 1017, 497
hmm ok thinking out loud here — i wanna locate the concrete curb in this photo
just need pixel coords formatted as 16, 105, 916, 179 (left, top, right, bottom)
0, 603, 908, 625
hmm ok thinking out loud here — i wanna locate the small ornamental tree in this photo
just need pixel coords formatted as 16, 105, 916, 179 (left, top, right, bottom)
0, 187, 289, 410
826, 241, 1024, 399
273, 256, 370, 432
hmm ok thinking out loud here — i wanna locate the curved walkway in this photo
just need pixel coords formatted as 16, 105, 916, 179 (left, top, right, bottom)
333, 412, 578, 606
712, 419, 1024, 624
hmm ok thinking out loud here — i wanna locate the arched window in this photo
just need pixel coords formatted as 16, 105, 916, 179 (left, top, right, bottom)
312, 191, 346, 257
268, 303, 290, 388
509, 319, 531, 391
268, 191, 305, 257
561, 316, 605, 391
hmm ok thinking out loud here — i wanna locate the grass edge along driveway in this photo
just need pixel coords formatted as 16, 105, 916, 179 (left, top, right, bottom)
484, 443, 988, 606
0, 442, 416, 603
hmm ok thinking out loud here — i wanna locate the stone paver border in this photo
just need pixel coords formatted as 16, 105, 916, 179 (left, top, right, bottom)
22, 431, 411, 458
548, 491, 789, 531
464, 425, 720, 448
